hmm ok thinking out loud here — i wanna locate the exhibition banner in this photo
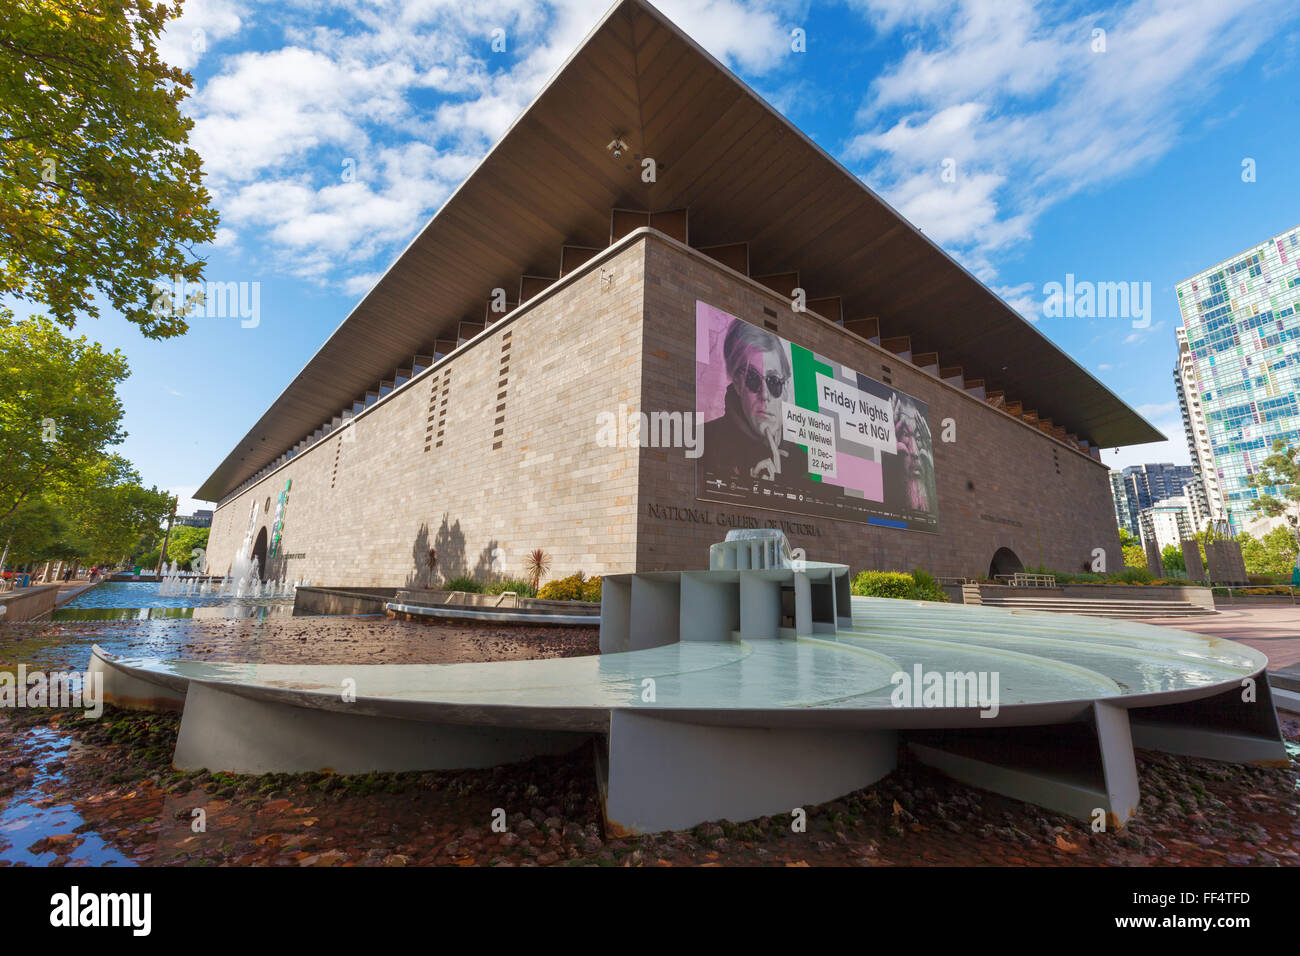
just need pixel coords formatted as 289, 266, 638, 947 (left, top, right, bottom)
695, 301, 940, 532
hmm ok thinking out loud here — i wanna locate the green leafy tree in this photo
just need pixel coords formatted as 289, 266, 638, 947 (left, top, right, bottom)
53, 454, 173, 563
1160, 543, 1185, 573
1247, 440, 1300, 558
0, 310, 129, 522
1119, 528, 1146, 569
165, 524, 208, 570
0, 495, 66, 564
130, 525, 164, 568
0, 0, 219, 337
1238, 533, 1267, 578
1262, 526, 1298, 578
1237, 528, 1298, 580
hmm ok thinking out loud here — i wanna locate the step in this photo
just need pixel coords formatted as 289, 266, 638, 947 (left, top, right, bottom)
982, 598, 1206, 606
982, 601, 1211, 611
981, 598, 1206, 607
976, 598, 1214, 619
985, 600, 1206, 607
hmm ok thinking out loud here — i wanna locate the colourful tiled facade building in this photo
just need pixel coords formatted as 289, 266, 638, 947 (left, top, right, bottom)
1176, 225, 1300, 532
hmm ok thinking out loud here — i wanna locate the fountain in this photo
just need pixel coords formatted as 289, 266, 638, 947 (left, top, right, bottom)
90, 527, 1287, 835
153, 551, 302, 601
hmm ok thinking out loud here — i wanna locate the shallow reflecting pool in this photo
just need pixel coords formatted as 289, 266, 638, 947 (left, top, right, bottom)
0, 581, 304, 673
56, 581, 296, 617
53, 604, 296, 622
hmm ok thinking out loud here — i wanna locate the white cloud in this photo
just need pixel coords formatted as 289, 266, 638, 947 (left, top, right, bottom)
861, 0, 1068, 112
846, 0, 1290, 274
995, 281, 1041, 322
655, 0, 792, 74
1121, 320, 1166, 346
159, 0, 246, 71
343, 271, 383, 297
881, 168, 1007, 247
180, 0, 796, 289
847, 0, 954, 31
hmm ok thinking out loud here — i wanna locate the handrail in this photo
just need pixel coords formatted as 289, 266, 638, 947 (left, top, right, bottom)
995, 573, 1058, 588
1210, 584, 1297, 605
444, 590, 521, 608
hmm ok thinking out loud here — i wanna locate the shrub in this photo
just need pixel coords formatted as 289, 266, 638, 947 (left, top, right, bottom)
581, 575, 602, 603
1114, 566, 1153, 585
910, 568, 949, 602
851, 570, 948, 601
482, 577, 536, 598
442, 575, 482, 593
1235, 585, 1296, 595
524, 548, 551, 594
851, 570, 914, 599
1054, 571, 1105, 584
538, 571, 588, 601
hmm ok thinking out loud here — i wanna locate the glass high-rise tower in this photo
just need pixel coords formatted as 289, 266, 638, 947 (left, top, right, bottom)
1108, 463, 1197, 538
1175, 224, 1300, 533
1174, 326, 1226, 523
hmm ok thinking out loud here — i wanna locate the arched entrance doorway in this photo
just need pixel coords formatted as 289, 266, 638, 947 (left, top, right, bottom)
988, 547, 1023, 579
251, 527, 269, 580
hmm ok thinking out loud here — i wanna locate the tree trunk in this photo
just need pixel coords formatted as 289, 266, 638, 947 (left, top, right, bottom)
156, 498, 177, 575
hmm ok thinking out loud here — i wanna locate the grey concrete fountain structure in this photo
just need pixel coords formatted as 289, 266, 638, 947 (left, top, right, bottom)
599, 528, 852, 652
89, 529, 1287, 834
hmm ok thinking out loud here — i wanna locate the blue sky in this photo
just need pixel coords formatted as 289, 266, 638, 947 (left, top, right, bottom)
26, 0, 1300, 512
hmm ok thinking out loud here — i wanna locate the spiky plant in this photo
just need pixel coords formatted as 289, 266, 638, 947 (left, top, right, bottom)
525, 548, 551, 594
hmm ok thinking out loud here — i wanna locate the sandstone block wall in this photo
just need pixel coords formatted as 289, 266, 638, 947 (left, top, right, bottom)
207, 232, 1121, 587
206, 242, 647, 587
636, 236, 1121, 578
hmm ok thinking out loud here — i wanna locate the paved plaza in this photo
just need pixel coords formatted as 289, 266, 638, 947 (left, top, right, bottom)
1136, 605, 1300, 676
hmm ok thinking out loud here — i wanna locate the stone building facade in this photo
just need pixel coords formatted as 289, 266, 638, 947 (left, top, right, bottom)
206, 231, 1120, 587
